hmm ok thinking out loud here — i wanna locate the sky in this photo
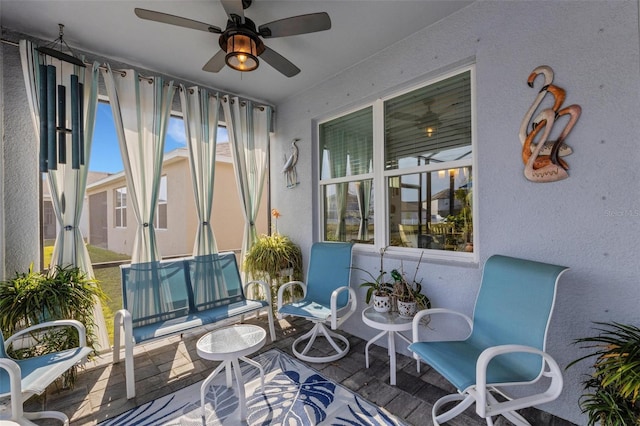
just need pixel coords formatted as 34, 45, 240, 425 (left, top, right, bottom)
89, 102, 227, 174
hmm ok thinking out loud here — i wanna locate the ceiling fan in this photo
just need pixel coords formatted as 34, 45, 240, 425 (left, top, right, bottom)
390, 99, 443, 136
134, 0, 331, 77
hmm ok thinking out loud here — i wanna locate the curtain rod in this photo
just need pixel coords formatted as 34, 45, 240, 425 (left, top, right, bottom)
1, 37, 273, 108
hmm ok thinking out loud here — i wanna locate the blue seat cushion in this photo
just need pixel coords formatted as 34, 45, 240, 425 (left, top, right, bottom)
278, 299, 332, 321
131, 299, 269, 343
0, 346, 93, 396
408, 340, 542, 392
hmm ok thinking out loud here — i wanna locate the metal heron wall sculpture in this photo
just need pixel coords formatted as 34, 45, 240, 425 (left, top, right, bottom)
282, 138, 300, 188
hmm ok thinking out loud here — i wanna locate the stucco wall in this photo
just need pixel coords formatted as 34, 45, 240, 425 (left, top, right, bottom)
2, 42, 40, 274
271, 1, 640, 424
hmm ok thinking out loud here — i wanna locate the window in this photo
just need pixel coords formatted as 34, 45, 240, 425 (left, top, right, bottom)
114, 186, 127, 228
155, 176, 168, 230
319, 107, 374, 242
318, 67, 474, 257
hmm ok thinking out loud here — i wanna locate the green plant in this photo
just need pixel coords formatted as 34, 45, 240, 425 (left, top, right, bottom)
243, 233, 303, 305
244, 233, 303, 282
353, 246, 394, 304
389, 253, 431, 309
354, 268, 393, 304
567, 322, 640, 425
0, 263, 107, 387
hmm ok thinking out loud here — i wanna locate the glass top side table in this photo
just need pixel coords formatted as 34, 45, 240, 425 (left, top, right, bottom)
196, 324, 267, 421
361, 307, 418, 386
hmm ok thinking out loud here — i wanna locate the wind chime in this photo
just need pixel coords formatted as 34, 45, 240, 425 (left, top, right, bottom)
37, 24, 86, 173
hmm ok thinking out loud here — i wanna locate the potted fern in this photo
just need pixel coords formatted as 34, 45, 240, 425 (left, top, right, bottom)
0, 264, 106, 387
568, 322, 640, 425
243, 216, 303, 307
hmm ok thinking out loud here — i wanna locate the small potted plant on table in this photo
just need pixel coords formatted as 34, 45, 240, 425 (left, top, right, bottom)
357, 269, 394, 313
390, 253, 431, 318
391, 269, 431, 318
353, 247, 394, 312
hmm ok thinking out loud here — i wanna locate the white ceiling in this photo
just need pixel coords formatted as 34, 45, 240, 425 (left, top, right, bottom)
1, 0, 473, 104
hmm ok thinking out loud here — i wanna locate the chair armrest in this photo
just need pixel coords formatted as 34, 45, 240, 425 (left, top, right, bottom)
0, 358, 23, 415
412, 308, 473, 343
474, 344, 563, 418
330, 286, 357, 329
4, 319, 88, 349
277, 280, 307, 312
244, 279, 271, 305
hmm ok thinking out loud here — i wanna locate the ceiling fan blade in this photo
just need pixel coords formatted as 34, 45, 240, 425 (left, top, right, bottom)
259, 12, 331, 38
202, 50, 227, 73
260, 46, 300, 77
134, 8, 221, 33
220, 0, 245, 21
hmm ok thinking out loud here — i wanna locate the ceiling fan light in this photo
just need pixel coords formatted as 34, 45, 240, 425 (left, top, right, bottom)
226, 33, 259, 72
425, 126, 436, 137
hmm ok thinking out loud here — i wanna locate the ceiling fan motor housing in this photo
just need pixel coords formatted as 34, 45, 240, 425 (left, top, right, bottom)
219, 16, 266, 71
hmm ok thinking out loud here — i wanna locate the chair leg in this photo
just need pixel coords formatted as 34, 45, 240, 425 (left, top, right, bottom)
432, 393, 475, 425
23, 410, 69, 426
484, 391, 531, 426
292, 322, 350, 363
433, 391, 532, 426
265, 307, 276, 342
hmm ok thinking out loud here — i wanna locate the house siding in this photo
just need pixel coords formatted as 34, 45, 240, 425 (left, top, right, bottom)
86, 150, 267, 258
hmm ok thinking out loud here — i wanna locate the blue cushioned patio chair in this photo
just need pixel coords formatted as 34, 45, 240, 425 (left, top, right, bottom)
409, 255, 569, 426
0, 320, 92, 425
277, 242, 355, 363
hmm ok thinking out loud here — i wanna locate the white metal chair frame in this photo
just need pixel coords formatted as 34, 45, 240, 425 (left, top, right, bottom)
0, 320, 90, 426
277, 242, 356, 363
277, 280, 357, 362
411, 309, 564, 425
409, 255, 568, 426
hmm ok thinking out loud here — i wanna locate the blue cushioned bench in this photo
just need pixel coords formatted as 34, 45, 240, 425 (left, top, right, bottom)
113, 251, 276, 399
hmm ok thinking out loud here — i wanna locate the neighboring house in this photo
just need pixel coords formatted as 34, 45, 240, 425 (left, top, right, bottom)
42, 171, 110, 242
83, 143, 267, 257
430, 188, 463, 218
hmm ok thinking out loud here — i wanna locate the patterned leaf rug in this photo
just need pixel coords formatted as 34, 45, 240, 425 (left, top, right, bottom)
100, 348, 407, 425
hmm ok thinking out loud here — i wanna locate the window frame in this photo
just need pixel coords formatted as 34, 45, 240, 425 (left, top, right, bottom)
316, 64, 477, 262
155, 175, 168, 230
114, 186, 127, 229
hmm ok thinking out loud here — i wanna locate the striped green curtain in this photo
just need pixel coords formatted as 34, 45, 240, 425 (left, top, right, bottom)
222, 96, 271, 263
179, 86, 220, 256
101, 66, 175, 264
20, 40, 100, 273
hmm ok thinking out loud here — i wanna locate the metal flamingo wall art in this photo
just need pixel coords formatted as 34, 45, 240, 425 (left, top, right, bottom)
282, 138, 300, 188
519, 65, 581, 182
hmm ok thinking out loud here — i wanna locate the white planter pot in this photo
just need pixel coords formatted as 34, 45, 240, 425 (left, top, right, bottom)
397, 300, 418, 318
373, 294, 391, 313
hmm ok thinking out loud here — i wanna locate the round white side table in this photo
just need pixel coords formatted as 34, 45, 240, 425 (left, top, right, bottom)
361, 307, 417, 386
196, 324, 267, 420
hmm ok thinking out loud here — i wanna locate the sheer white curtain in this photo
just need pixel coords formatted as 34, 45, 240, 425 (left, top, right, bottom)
351, 135, 373, 241
19, 39, 108, 348
20, 40, 100, 272
179, 86, 220, 256
180, 86, 228, 301
222, 96, 271, 262
328, 133, 348, 241
102, 66, 175, 264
